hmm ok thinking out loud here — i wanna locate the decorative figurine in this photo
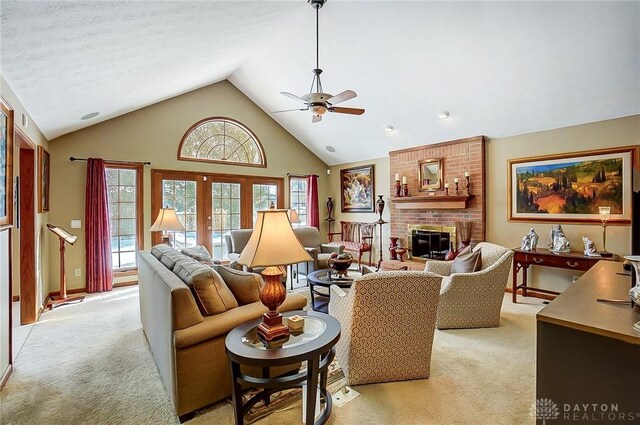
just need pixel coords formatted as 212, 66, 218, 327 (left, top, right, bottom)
529, 228, 539, 250
582, 236, 598, 256
549, 224, 571, 253
521, 229, 539, 251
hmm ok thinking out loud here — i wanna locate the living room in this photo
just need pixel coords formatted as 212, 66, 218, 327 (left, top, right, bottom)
1, 1, 639, 424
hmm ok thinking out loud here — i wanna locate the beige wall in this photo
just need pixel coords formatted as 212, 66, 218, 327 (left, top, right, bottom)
333, 115, 638, 292
328, 157, 390, 265
1, 76, 50, 305
48, 80, 329, 292
487, 114, 639, 292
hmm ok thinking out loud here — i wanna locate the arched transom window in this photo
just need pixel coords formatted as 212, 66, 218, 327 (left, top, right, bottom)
178, 117, 266, 167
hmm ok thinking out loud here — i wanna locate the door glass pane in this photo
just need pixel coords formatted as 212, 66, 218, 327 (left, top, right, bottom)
212, 182, 242, 259
106, 167, 138, 270
162, 179, 197, 249
289, 178, 308, 226
252, 184, 278, 225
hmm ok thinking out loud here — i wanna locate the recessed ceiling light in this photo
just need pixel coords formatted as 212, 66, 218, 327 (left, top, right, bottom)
438, 110, 450, 120
384, 125, 395, 133
325, 145, 336, 152
81, 112, 100, 120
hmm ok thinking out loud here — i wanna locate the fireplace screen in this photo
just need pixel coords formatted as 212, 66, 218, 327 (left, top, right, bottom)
411, 229, 451, 260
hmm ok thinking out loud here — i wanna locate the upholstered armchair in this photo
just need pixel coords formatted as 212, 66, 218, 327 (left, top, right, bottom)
293, 226, 344, 277
328, 271, 442, 385
424, 242, 514, 330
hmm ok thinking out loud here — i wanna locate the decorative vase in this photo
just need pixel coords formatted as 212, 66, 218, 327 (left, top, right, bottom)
327, 257, 353, 277
326, 197, 334, 221
395, 248, 407, 262
445, 242, 458, 261
389, 236, 399, 260
376, 195, 385, 221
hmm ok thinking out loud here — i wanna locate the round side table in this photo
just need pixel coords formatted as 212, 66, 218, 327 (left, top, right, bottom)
225, 310, 340, 425
307, 269, 362, 313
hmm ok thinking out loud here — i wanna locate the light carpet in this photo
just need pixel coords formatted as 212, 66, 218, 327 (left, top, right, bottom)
0, 286, 545, 425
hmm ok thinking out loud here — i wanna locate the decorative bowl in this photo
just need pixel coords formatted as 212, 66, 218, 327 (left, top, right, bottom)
327, 257, 353, 277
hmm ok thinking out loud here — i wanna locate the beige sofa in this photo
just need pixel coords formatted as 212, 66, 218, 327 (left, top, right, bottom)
138, 244, 307, 420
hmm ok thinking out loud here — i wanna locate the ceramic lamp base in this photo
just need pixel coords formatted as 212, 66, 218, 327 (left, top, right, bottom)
257, 267, 290, 345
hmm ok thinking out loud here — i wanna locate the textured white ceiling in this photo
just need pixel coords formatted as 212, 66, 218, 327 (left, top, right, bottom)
2, 1, 639, 165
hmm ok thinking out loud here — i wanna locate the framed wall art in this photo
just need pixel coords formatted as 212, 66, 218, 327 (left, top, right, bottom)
341, 164, 375, 212
508, 146, 638, 223
38, 145, 50, 213
0, 97, 14, 229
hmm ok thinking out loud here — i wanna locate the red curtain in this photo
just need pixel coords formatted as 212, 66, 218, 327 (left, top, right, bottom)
85, 158, 113, 293
307, 175, 320, 229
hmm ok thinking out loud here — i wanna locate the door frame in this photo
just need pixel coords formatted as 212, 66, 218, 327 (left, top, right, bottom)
16, 129, 37, 325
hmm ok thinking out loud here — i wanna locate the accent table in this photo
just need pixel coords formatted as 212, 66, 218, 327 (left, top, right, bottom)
225, 310, 341, 425
512, 248, 619, 303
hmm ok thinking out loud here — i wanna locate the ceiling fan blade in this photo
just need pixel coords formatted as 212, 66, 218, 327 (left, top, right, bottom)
312, 114, 322, 123
329, 106, 365, 115
280, 92, 307, 103
326, 90, 357, 105
271, 108, 309, 113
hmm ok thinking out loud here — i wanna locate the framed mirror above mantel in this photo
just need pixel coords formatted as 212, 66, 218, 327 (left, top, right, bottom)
418, 158, 443, 191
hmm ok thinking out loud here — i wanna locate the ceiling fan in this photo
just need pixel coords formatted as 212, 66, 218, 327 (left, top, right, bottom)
273, 0, 365, 123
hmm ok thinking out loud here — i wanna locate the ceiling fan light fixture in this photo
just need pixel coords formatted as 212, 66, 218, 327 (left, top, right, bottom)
312, 105, 328, 115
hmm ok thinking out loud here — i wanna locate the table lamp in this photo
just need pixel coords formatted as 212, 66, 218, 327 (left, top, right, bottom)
598, 206, 613, 257
150, 207, 185, 247
238, 209, 312, 344
288, 208, 301, 224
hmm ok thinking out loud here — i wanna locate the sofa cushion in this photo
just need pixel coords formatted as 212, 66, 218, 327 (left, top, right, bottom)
451, 248, 482, 274
214, 266, 262, 305
151, 244, 176, 260
181, 245, 213, 262
174, 262, 238, 315
159, 248, 189, 271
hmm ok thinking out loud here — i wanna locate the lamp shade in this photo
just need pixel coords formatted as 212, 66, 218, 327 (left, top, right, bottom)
288, 208, 301, 224
239, 209, 311, 268
149, 208, 186, 232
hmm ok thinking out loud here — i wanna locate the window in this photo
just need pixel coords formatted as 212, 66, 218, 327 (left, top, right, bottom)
211, 182, 241, 258
162, 179, 197, 249
252, 183, 278, 225
151, 170, 283, 258
289, 177, 308, 226
178, 117, 266, 167
106, 165, 142, 271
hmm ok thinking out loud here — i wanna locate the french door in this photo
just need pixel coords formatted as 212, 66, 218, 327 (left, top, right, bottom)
152, 170, 283, 258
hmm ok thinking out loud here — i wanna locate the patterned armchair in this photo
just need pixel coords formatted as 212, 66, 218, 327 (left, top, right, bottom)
328, 271, 442, 385
424, 242, 514, 330
326, 221, 375, 269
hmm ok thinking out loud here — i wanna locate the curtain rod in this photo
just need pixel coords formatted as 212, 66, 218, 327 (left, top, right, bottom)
70, 157, 151, 165
287, 173, 319, 177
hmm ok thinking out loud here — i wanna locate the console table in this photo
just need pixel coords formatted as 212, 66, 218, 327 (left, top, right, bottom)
512, 248, 618, 303
537, 261, 640, 421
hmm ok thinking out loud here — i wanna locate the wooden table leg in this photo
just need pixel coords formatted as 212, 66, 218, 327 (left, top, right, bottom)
522, 265, 529, 298
262, 367, 271, 406
229, 360, 244, 425
512, 262, 519, 303
305, 355, 320, 425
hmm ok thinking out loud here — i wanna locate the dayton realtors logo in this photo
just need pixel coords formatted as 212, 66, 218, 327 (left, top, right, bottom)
533, 398, 640, 422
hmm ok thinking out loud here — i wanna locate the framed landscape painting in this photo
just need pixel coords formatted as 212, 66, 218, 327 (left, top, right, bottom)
508, 146, 637, 223
38, 145, 50, 213
0, 97, 14, 229
341, 164, 375, 212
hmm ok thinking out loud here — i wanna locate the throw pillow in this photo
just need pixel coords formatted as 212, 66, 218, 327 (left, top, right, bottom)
450, 248, 482, 274
215, 266, 263, 305
181, 245, 213, 263
174, 262, 238, 315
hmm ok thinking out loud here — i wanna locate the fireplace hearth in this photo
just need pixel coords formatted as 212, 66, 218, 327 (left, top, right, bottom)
407, 225, 456, 261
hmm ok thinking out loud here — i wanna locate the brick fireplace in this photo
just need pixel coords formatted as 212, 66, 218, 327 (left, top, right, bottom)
389, 136, 486, 255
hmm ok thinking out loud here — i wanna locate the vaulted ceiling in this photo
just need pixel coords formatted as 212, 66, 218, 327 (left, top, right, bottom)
1, 1, 638, 165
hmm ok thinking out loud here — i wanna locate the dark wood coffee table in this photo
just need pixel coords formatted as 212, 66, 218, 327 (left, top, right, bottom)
225, 310, 341, 425
306, 269, 362, 313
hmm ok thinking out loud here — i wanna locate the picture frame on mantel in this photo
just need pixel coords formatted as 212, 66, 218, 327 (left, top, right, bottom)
508, 146, 638, 224
341, 164, 375, 212
38, 145, 50, 213
0, 96, 14, 229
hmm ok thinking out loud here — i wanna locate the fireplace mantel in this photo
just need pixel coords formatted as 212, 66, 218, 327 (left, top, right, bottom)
391, 195, 474, 210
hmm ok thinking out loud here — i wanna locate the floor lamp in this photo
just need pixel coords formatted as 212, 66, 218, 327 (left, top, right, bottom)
375, 195, 387, 271
47, 224, 84, 309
